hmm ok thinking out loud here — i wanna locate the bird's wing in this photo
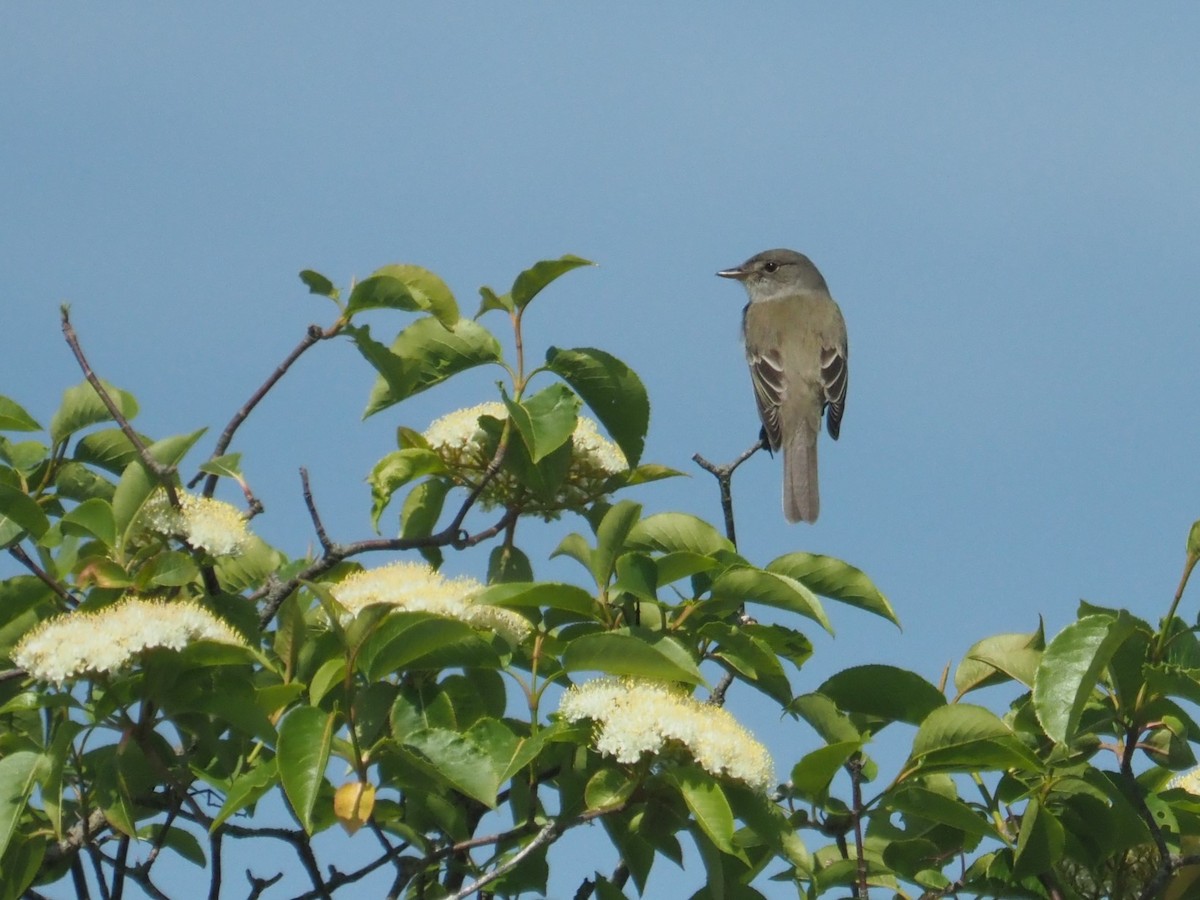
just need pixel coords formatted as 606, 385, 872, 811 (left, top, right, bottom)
820, 343, 848, 440
748, 348, 786, 450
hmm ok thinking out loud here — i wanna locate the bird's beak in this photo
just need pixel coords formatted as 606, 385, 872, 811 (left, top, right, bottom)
716, 266, 747, 280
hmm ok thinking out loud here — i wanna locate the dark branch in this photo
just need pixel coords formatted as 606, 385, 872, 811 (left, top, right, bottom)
196, 323, 337, 496
692, 436, 765, 547
8, 544, 77, 608
60, 307, 177, 491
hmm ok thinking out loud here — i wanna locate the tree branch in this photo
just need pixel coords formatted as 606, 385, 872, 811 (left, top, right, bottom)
692, 436, 765, 547
195, 323, 338, 497
60, 307, 177, 492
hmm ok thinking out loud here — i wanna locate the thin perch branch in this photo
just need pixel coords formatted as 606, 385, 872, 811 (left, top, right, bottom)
692, 436, 766, 547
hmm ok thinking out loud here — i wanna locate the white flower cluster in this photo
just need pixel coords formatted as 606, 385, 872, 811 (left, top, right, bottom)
330, 561, 532, 645
1170, 766, 1200, 794
142, 490, 249, 556
558, 676, 775, 792
423, 402, 627, 513
13, 597, 246, 685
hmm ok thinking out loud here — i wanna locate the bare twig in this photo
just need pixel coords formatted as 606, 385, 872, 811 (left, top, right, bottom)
708, 671, 735, 708
60, 308, 177, 492
245, 869, 283, 900
196, 323, 337, 497
692, 436, 765, 547
848, 753, 868, 899
8, 545, 77, 608
300, 467, 334, 552
447, 820, 563, 900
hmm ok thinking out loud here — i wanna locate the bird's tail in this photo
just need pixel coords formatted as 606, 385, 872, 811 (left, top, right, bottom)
783, 420, 819, 523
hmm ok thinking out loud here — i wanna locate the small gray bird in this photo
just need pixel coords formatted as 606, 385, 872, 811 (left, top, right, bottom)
717, 249, 848, 523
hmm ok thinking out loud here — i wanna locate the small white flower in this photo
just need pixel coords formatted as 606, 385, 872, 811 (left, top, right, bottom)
142, 491, 249, 556
329, 561, 532, 645
1170, 766, 1200, 794
558, 677, 775, 791
13, 598, 246, 686
423, 402, 627, 514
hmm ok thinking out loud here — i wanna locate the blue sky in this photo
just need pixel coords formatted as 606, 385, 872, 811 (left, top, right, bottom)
5, 5, 1200, 898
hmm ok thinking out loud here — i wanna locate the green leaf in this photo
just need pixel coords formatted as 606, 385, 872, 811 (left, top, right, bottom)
0, 397, 40, 433
701, 623, 792, 707
670, 766, 738, 856
888, 785, 1000, 839
299, 269, 337, 298
1188, 519, 1200, 557
352, 318, 503, 417
817, 665, 945, 726
0, 484, 50, 544
790, 741, 862, 803
74, 428, 140, 474
545, 346, 648, 468
510, 254, 594, 310
347, 264, 459, 327
0, 751, 40, 858
111, 430, 207, 549
143, 550, 201, 587
49, 379, 139, 445
504, 382, 580, 464
277, 706, 335, 834
711, 566, 832, 634
1034, 613, 1137, 746
954, 625, 1044, 698
358, 613, 498, 681
1012, 797, 1065, 881
487, 544, 533, 583
54, 462, 115, 502
789, 693, 863, 744
476, 284, 514, 316
198, 453, 244, 479
403, 727, 500, 807
562, 631, 704, 685
766, 552, 898, 627
475, 582, 600, 618
592, 500, 643, 589
910, 704, 1040, 772
401, 478, 451, 567
627, 512, 735, 556
368, 448, 447, 529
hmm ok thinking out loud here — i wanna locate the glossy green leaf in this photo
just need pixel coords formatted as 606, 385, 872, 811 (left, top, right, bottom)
144, 550, 200, 587
504, 382, 580, 463
711, 566, 832, 634
368, 448, 447, 529
510, 254, 593, 310
0, 397, 40, 433
277, 706, 335, 834
475, 581, 600, 618
789, 692, 863, 744
954, 625, 1044, 697
74, 428, 139, 474
346, 264, 459, 327
790, 741, 861, 802
403, 726, 500, 807
49, 379, 139, 445
701, 623, 792, 707
358, 613, 497, 681
1034, 613, 1136, 746
766, 552, 898, 627
353, 318, 503, 417
487, 543, 533, 583
299, 269, 337, 298
888, 785, 999, 839
1012, 798, 1065, 880
562, 631, 704, 685
670, 766, 737, 856
0, 484, 49, 543
476, 284, 514, 316
0, 751, 40, 858
817, 665, 945, 725
592, 500, 642, 589
545, 346, 648, 467
198, 453, 243, 479
627, 512, 734, 556
910, 704, 1040, 772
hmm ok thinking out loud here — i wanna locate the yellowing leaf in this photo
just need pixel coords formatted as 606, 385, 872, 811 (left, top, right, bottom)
333, 781, 376, 836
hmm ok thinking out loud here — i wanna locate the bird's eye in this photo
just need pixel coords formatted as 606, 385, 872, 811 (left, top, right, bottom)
763, 261, 779, 273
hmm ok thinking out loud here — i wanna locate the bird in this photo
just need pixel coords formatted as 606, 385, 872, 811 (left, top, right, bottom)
717, 249, 848, 523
